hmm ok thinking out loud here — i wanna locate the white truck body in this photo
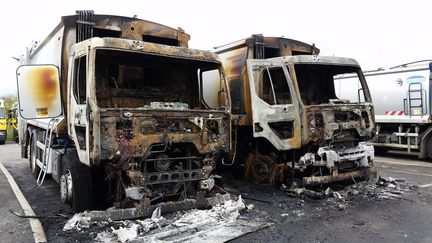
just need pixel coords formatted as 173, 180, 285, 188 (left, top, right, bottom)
336, 60, 432, 158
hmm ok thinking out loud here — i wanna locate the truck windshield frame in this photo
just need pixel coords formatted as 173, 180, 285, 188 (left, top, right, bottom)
293, 64, 371, 105
93, 48, 223, 110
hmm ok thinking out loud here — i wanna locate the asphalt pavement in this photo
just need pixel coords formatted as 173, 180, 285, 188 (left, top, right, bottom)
0, 150, 34, 243
0, 142, 432, 242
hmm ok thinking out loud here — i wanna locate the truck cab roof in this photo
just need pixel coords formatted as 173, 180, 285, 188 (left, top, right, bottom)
278, 55, 361, 67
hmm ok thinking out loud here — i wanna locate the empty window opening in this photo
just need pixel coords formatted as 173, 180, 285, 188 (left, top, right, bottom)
294, 64, 368, 105
264, 47, 280, 58
95, 49, 220, 109
73, 56, 87, 104
142, 35, 179, 46
256, 67, 292, 105
93, 28, 121, 38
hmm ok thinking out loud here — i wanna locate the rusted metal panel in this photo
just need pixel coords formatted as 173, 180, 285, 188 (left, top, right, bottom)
60, 14, 190, 47
98, 110, 229, 160
301, 104, 375, 146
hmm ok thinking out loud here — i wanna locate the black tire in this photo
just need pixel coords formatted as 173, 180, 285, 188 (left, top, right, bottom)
29, 132, 41, 178
244, 153, 276, 184
0, 140, 5, 145
27, 130, 33, 169
60, 149, 94, 212
427, 137, 432, 160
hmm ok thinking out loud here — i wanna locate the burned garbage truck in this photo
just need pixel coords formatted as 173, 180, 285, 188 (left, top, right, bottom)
16, 11, 230, 215
214, 35, 376, 186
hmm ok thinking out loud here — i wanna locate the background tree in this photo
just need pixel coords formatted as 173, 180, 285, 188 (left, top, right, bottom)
0, 94, 18, 110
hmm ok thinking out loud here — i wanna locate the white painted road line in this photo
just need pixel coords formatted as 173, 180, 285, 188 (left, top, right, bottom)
387, 169, 432, 178
419, 183, 432, 188
375, 159, 432, 168
0, 162, 47, 243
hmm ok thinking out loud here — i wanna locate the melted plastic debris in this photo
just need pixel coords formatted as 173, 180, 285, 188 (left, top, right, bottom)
63, 212, 91, 231
279, 176, 418, 213
112, 223, 139, 243
283, 176, 416, 200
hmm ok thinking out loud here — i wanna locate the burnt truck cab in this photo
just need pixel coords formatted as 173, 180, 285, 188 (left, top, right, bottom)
247, 55, 375, 184
215, 35, 376, 186
68, 37, 231, 208
287, 55, 375, 184
16, 12, 230, 214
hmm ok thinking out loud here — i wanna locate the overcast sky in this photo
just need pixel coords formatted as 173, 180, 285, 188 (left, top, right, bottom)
1, 0, 431, 96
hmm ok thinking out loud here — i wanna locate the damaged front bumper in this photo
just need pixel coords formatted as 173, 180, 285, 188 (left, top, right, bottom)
303, 167, 377, 185
299, 142, 374, 169
87, 193, 231, 221
298, 142, 375, 185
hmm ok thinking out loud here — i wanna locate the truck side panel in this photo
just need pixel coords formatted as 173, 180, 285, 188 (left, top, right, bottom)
366, 68, 430, 123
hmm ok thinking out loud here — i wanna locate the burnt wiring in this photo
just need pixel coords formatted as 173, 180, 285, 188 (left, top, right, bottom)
107, 130, 132, 174
330, 120, 345, 146
106, 130, 132, 204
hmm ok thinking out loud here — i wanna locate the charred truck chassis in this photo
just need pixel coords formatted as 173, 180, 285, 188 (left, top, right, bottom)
18, 11, 230, 214
215, 36, 376, 186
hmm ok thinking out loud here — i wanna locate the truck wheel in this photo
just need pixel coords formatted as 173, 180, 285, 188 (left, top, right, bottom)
29, 132, 41, 178
244, 153, 275, 184
60, 149, 93, 212
427, 137, 432, 159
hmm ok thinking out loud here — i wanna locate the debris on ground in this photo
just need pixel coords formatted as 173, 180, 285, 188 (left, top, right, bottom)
62, 176, 419, 242
375, 176, 417, 199
337, 202, 347, 210
280, 176, 418, 212
292, 210, 305, 217
64, 196, 272, 243
63, 212, 91, 231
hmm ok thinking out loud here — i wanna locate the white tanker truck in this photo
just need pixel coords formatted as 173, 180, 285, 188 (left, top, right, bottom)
335, 60, 432, 159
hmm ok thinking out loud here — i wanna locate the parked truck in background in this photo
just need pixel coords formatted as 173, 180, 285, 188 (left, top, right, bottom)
214, 35, 376, 186
10, 102, 19, 143
336, 60, 432, 159
16, 11, 231, 217
0, 99, 6, 144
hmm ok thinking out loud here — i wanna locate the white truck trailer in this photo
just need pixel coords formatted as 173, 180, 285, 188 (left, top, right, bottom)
335, 60, 432, 159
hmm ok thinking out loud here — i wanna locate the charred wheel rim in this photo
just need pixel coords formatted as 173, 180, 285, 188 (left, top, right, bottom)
60, 169, 73, 204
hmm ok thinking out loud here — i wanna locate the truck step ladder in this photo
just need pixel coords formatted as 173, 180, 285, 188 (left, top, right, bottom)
407, 82, 425, 116
36, 118, 57, 186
